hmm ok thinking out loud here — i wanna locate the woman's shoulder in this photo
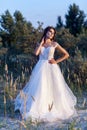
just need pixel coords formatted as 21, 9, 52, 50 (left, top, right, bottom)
52, 41, 59, 48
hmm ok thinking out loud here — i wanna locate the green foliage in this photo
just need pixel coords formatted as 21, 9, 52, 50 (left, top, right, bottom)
65, 48, 87, 94
68, 120, 76, 130
0, 37, 3, 48
0, 10, 14, 32
55, 27, 78, 56
0, 10, 44, 56
84, 20, 87, 34
65, 3, 85, 36
56, 16, 63, 30
76, 34, 87, 56
0, 10, 14, 47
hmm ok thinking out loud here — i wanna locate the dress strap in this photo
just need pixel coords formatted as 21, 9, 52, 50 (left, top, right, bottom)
54, 42, 58, 48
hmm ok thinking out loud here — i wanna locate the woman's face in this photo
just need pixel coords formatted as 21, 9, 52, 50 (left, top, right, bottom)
46, 28, 55, 40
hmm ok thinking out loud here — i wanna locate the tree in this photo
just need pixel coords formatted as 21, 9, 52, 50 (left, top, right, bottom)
56, 16, 63, 30
0, 37, 3, 48
55, 27, 78, 56
83, 19, 87, 34
0, 10, 14, 47
14, 10, 25, 22
65, 3, 85, 36
0, 10, 34, 50
77, 35, 87, 56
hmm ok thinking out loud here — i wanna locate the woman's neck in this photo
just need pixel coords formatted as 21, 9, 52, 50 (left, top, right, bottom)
45, 38, 52, 44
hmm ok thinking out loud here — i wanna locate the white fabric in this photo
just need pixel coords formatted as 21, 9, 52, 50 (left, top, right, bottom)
15, 45, 77, 122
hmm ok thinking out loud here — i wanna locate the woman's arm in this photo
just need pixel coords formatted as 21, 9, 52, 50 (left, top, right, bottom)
55, 43, 69, 64
49, 43, 69, 64
34, 43, 42, 56
34, 38, 44, 56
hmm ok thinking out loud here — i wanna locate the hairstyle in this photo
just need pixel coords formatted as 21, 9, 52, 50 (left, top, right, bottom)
40, 26, 56, 43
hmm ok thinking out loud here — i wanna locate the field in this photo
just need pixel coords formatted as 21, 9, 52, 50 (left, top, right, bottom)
0, 55, 87, 130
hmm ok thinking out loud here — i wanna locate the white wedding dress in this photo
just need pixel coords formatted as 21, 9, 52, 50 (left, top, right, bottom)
15, 43, 77, 122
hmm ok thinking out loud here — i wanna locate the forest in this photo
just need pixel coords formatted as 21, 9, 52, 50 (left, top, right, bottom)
0, 3, 87, 118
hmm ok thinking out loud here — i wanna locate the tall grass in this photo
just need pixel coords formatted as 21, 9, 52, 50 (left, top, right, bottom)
0, 55, 87, 129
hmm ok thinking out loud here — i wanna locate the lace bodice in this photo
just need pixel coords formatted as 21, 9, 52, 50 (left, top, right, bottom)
39, 46, 55, 60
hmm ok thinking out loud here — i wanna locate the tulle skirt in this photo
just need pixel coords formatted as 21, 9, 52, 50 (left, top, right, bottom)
15, 60, 77, 122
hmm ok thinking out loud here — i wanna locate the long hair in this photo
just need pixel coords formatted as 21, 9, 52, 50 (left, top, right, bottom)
40, 26, 56, 43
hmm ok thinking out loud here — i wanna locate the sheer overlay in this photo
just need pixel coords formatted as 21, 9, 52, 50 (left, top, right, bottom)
15, 43, 77, 122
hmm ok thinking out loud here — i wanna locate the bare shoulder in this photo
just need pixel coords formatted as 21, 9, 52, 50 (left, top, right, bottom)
52, 41, 59, 47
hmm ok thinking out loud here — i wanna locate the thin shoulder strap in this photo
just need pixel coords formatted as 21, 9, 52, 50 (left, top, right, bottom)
54, 42, 58, 48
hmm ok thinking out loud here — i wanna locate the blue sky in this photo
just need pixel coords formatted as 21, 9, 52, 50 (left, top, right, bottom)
0, 0, 87, 28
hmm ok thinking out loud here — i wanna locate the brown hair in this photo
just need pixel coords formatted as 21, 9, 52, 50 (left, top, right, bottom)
40, 26, 56, 43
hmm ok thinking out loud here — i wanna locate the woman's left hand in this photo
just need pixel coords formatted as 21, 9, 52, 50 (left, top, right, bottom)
49, 58, 57, 64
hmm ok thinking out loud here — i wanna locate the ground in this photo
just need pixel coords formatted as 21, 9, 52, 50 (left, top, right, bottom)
0, 110, 87, 130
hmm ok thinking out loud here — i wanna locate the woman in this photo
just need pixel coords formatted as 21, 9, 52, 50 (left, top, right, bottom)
15, 26, 77, 122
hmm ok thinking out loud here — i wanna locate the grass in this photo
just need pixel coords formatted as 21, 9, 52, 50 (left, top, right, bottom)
0, 63, 87, 130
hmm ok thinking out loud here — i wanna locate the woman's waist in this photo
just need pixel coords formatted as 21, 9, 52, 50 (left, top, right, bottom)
39, 56, 53, 60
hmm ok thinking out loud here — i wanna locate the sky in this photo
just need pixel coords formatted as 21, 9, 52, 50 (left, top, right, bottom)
0, 0, 87, 28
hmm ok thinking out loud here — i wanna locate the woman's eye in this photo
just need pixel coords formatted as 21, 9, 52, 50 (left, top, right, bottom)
49, 31, 54, 35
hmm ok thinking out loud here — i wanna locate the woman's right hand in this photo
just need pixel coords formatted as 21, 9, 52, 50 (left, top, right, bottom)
35, 37, 45, 56
40, 37, 45, 46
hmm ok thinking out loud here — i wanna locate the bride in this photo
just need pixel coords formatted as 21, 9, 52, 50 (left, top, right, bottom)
14, 26, 77, 122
